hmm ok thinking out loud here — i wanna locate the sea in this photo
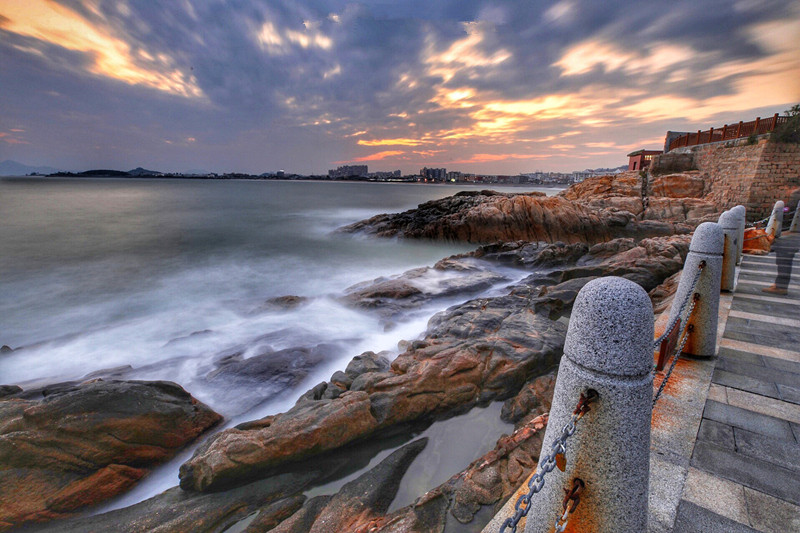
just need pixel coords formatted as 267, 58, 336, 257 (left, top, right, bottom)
0, 177, 562, 513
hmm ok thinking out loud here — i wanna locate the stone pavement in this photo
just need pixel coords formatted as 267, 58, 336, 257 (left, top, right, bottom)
673, 233, 800, 532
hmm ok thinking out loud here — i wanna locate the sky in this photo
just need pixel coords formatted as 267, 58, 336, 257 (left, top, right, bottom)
1, 0, 798, 175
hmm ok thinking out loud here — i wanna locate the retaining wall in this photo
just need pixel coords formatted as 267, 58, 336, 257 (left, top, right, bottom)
651, 139, 800, 219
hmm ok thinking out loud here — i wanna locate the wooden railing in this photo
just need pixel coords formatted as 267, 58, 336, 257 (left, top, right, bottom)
668, 113, 789, 151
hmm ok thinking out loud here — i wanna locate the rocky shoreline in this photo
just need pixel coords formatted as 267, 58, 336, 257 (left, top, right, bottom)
2, 171, 714, 532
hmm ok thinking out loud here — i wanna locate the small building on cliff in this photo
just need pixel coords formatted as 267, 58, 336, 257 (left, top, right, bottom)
627, 149, 663, 171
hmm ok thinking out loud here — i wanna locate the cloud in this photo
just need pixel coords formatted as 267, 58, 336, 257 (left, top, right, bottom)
344, 150, 406, 162
0, 0, 203, 98
1, 0, 798, 175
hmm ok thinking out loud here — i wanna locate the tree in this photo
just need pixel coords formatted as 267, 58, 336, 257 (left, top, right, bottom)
770, 104, 800, 144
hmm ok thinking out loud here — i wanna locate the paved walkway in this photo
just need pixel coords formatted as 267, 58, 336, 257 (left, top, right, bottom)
673, 233, 800, 532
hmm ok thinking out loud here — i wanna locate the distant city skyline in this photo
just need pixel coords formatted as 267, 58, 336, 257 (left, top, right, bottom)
1, 1, 798, 175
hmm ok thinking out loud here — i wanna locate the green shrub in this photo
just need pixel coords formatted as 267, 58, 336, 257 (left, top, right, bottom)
770, 104, 800, 144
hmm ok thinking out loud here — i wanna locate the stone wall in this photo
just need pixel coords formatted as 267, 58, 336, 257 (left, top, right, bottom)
651, 139, 800, 219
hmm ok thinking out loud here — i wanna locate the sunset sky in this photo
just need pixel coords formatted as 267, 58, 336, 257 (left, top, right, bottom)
1, 0, 798, 175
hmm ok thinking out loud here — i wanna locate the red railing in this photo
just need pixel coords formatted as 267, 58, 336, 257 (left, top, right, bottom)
668, 113, 789, 151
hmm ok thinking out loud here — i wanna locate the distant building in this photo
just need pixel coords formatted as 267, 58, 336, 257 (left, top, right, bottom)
446, 171, 463, 182
328, 165, 368, 178
419, 167, 447, 181
627, 149, 662, 171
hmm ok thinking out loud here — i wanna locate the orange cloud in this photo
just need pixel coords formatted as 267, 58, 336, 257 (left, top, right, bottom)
358, 138, 426, 146
346, 150, 405, 162
0, 0, 203, 98
449, 153, 552, 164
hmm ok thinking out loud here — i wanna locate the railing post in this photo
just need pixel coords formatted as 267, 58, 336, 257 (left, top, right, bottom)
790, 203, 800, 233
754, 117, 761, 135
771, 113, 779, 131
695, 130, 701, 145
524, 277, 653, 533
722, 124, 728, 140
736, 121, 743, 137
718, 211, 739, 291
709, 126, 714, 143
666, 222, 723, 357
766, 200, 785, 238
731, 205, 746, 265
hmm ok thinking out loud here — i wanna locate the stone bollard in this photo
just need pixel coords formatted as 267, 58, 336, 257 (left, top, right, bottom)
731, 205, 746, 265
790, 203, 799, 233
718, 210, 739, 292
766, 200, 784, 238
525, 277, 653, 533
666, 222, 724, 357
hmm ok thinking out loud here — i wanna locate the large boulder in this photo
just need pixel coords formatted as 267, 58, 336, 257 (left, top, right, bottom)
0, 380, 221, 531
340, 191, 619, 244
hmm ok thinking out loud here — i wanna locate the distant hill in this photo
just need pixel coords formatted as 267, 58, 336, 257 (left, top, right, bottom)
128, 167, 162, 176
0, 160, 61, 176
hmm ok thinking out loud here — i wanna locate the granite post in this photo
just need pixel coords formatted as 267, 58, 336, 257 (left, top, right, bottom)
766, 200, 784, 238
731, 205, 746, 265
666, 222, 724, 357
718, 210, 738, 292
524, 277, 653, 533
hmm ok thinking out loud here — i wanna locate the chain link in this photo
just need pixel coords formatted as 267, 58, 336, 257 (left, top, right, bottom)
653, 261, 705, 349
499, 391, 597, 533
554, 478, 584, 532
653, 292, 698, 407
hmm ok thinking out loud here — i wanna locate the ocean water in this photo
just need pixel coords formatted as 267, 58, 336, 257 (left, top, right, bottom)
0, 178, 560, 413
0, 177, 559, 510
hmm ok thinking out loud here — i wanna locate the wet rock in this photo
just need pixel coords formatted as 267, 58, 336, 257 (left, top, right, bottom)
0, 346, 13, 354
276, 439, 428, 533
180, 390, 381, 492
501, 372, 556, 424
207, 344, 335, 383
0, 379, 221, 530
25, 471, 319, 533
358, 414, 550, 533
0, 386, 21, 399
179, 236, 690, 494
252, 295, 310, 314
243, 494, 307, 532
164, 329, 213, 347
346, 351, 392, 378
342, 263, 507, 321
268, 496, 332, 533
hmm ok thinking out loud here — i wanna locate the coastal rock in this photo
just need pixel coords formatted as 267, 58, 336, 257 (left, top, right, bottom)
24, 471, 319, 533
0, 379, 221, 530
648, 172, 707, 198
342, 261, 507, 320
340, 188, 695, 245
339, 191, 616, 244
0, 386, 21, 399
279, 439, 428, 533
644, 197, 719, 223
354, 413, 550, 532
0, 346, 13, 354
179, 235, 690, 493
559, 172, 641, 200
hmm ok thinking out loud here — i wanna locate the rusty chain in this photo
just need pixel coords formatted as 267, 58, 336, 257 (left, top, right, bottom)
554, 478, 584, 532
653, 261, 705, 349
499, 390, 598, 533
653, 291, 699, 407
